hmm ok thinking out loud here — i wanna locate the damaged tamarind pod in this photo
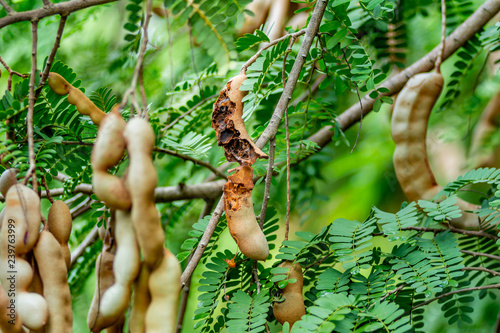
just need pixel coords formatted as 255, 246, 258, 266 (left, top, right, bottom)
33, 229, 72, 333
47, 200, 72, 269
212, 73, 268, 165
87, 232, 118, 332
99, 209, 140, 325
0, 282, 23, 333
145, 248, 181, 333
91, 107, 132, 211
273, 261, 306, 326
47, 72, 107, 125
129, 263, 152, 333
224, 165, 269, 260
392, 73, 480, 229
123, 118, 165, 268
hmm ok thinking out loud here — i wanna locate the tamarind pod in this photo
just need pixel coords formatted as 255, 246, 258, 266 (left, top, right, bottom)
47, 72, 107, 126
212, 74, 268, 166
47, 72, 71, 95
145, 249, 181, 333
33, 230, 72, 333
273, 261, 306, 326
0, 169, 18, 197
0, 282, 23, 333
102, 313, 125, 333
47, 200, 72, 269
391, 73, 444, 202
265, 0, 289, 40
91, 109, 131, 211
129, 263, 151, 333
224, 165, 269, 261
123, 118, 164, 268
470, 92, 500, 168
99, 209, 140, 325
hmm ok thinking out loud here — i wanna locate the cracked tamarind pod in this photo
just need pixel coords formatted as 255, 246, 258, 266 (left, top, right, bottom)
224, 165, 269, 260
212, 73, 268, 165
87, 224, 119, 332
145, 248, 181, 333
123, 118, 165, 268
33, 229, 73, 333
47, 72, 107, 125
47, 200, 72, 269
0, 185, 48, 330
392, 72, 480, 229
273, 261, 306, 327
98, 209, 140, 327
91, 106, 132, 211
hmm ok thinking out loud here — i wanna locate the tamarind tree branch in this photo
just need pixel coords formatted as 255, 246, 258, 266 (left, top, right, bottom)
70, 227, 99, 267
0, 0, 14, 14
462, 266, 500, 276
0, 0, 119, 29
307, 0, 500, 149
461, 250, 500, 261
39, 15, 68, 89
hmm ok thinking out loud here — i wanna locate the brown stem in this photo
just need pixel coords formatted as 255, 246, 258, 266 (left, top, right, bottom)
411, 283, 500, 311
461, 250, 500, 261
0, 55, 28, 91
462, 266, 500, 276
38, 14, 67, 91
70, 226, 99, 267
162, 94, 217, 132
24, 20, 39, 192
0, 0, 14, 14
0, 0, 119, 28
435, 0, 447, 73
176, 199, 214, 333
259, 138, 276, 228
40, 171, 54, 204
400, 226, 499, 241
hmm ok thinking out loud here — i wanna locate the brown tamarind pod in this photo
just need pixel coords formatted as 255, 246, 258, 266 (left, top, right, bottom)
87, 241, 118, 332
470, 92, 500, 168
91, 108, 132, 211
33, 230, 72, 333
123, 118, 165, 268
392, 72, 480, 229
0, 282, 23, 333
224, 165, 269, 261
0, 168, 18, 197
47, 200, 72, 269
145, 248, 181, 333
129, 263, 152, 333
212, 73, 268, 166
47, 72, 107, 125
273, 261, 306, 326
392, 72, 443, 202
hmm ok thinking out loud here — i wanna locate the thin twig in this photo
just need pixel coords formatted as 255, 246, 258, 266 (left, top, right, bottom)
70, 226, 99, 267
24, 20, 39, 192
241, 29, 306, 73
461, 250, 500, 261
462, 266, 500, 276
121, 0, 152, 116
39, 14, 67, 90
162, 94, 217, 132
0, 0, 118, 29
400, 226, 499, 241
258, 138, 276, 228
252, 260, 261, 294
0, 0, 14, 14
0, 55, 28, 91
176, 199, 214, 333
154, 147, 227, 180
380, 284, 406, 302
435, 0, 447, 73
40, 172, 54, 204
70, 198, 95, 219
411, 283, 500, 311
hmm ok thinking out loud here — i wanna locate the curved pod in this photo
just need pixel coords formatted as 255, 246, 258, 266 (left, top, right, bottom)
123, 118, 164, 268
47, 200, 73, 269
